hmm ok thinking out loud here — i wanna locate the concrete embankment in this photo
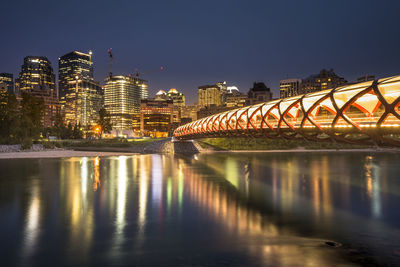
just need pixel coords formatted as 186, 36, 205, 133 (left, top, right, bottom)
172, 140, 203, 154
142, 138, 203, 154
143, 138, 204, 154
1, 138, 205, 155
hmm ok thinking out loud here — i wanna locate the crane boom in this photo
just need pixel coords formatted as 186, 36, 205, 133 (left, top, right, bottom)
107, 48, 113, 77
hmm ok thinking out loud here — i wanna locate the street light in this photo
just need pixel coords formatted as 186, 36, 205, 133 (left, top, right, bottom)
94, 125, 102, 139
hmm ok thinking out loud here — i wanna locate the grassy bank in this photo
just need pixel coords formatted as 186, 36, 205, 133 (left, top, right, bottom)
197, 137, 372, 151
39, 138, 163, 149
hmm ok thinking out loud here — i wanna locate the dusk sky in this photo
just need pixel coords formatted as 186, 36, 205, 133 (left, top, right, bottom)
1, 0, 399, 104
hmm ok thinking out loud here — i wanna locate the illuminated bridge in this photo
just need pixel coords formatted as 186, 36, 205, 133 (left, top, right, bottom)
174, 75, 400, 146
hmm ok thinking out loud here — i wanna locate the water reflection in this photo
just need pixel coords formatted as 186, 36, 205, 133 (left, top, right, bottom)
365, 155, 381, 218
93, 157, 100, 191
1, 152, 400, 266
21, 182, 40, 264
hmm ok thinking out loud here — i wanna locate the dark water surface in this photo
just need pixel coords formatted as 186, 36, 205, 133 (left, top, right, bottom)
1, 152, 400, 266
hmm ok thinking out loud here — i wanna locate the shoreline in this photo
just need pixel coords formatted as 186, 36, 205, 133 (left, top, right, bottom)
0, 149, 138, 159
0, 147, 399, 159
204, 147, 400, 153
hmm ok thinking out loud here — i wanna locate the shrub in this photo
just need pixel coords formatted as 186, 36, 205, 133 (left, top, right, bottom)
42, 142, 55, 149
54, 142, 62, 148
21, 138, 33, 150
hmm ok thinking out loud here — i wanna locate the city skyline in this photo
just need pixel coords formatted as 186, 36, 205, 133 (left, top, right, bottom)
0, 0, 399, 104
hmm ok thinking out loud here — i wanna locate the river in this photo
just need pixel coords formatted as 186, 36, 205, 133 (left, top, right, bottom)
0, 152, 399, 266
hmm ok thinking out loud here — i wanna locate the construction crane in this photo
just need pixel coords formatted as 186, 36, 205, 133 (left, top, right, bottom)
107, 48, 113, 77
107, 48, 165, 79
132, 66, 165, 78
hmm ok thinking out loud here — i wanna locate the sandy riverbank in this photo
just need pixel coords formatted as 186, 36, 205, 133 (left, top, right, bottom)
0, 149, 138, 159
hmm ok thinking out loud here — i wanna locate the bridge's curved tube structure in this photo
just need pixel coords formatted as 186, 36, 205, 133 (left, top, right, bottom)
174, 75, 400, 146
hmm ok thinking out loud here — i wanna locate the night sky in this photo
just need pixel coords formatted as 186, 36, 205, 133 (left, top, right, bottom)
1, 0, 399, 104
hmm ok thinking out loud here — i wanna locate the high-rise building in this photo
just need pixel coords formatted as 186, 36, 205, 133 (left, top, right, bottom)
247, 82, 273, 105
167, 88, 185, 107
64, 79, 102, 129
0, 83, 8, 93
280, 78, 302, 99
139, 99, 173, 137
16, 56, 59, 127
155, 90, 168, 101
136, 77, 148, 100
198, 84, 222, 107
301, 69, 347, 94
17, 56, 56, 93
217, 81, 228, 103
104, 75, 141, 132
167, 88, 185, 124
0, 73, 14, 94
58, 51, 93, 99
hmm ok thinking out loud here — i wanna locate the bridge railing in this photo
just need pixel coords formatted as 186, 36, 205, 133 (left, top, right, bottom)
174, 75, 400, 145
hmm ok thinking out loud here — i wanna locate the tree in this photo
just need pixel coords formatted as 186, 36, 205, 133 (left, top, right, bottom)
14, 93, 45, 142
0, 92, 19, 143
73, 123, 83, 139
51, 112, 64, 138
97, 108, 112, 137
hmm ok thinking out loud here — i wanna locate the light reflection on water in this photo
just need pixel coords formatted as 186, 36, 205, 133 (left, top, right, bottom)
0, 152, 400, 266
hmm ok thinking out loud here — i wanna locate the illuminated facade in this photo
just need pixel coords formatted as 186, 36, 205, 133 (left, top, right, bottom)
155, 90, 168, 100
181, 104, 199, 122
167, 88, 185, 107
137, 77, 149, 100
59, 51, 93, 99
17, 56, 56, 93
16, 56, 59, 127
198, 84, 222, 107
64, 79, 102, 128
104, 75, 141, 131
301, 69, 347, 94
0, 73, 13, 94
25, 89, 61, 128
280, 78, 302, 99
139, 99, 173, 137
175, 75, 400, 146
226, 91, 247, 108
167, 88, 185, 123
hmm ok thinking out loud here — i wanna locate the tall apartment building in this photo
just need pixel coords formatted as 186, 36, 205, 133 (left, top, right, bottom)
17, 56, 56, 93
301, 69, 347, 94
104, 75, 141, 132
59, 51, 93, 99
64, 79, 102, 129
16, 56, 59, 127
0, 73, 14, 94
280, 79, 302, 99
